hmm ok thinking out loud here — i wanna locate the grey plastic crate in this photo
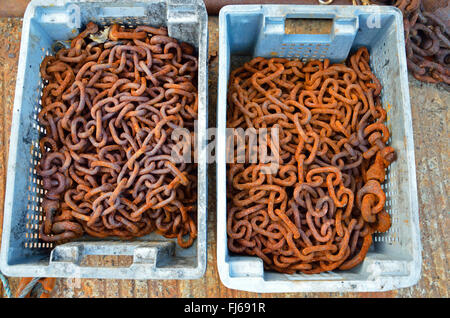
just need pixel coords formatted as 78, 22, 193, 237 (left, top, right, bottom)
0, 0, 208, 280
216, 5, 421, 292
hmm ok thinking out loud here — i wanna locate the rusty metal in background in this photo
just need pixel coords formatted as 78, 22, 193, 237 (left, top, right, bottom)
204, 0, 449, 85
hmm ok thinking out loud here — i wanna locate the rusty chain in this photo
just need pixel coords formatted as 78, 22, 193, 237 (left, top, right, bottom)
370, 0, 449, 84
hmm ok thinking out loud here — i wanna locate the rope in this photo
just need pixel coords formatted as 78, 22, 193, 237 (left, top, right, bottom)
0, 271, 12, 298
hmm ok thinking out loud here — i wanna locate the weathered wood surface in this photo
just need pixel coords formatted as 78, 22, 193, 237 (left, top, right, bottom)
0, 16, 447, 298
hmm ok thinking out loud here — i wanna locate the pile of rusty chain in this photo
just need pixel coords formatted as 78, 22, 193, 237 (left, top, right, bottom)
37, 22, 198, 248
371, 0, 449, 84
226, 48, 396, 273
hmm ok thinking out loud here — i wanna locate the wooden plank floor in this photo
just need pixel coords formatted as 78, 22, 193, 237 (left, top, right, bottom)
0, 16, 448, 298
